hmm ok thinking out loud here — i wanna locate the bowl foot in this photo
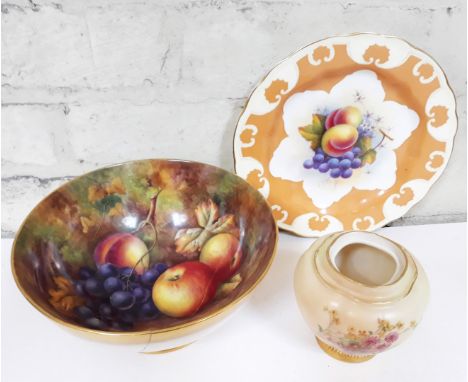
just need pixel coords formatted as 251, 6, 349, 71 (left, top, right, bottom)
140, 341, 194, 355
316, 337, 374, 363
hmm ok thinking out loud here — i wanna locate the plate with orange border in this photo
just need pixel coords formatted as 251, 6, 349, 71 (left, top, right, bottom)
233, 33, 457, 237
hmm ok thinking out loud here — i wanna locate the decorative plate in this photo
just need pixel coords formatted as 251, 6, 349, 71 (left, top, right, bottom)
234, 33, 457, 237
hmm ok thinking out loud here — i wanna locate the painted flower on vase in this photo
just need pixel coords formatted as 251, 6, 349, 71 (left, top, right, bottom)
318, 307, 417, 355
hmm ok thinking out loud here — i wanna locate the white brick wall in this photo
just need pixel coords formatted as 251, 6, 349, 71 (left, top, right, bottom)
2, 0, 466, 236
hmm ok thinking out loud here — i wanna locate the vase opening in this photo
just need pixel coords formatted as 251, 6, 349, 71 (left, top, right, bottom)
329, 232, 406, 287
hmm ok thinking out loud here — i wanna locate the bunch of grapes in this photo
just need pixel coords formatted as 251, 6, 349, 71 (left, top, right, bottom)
74, 262, 168, 330
303, 147, 363, 179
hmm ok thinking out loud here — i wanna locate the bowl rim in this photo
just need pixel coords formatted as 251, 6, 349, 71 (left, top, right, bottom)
10, 158, 279, 337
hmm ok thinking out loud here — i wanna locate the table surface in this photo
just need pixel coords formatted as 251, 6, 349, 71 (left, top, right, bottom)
2, 223, 466, 382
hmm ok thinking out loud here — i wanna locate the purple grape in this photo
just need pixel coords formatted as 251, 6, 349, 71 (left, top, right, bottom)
96, 263, 117, 279
84, 317, 107, 330
351, 158, 362, 169
85, 278, 106, 297
327, 158, 339, 169
141, 269, 159, 287
110, 291, 136, 310
313, 153, 325, 163
341, 168, 353, 178
343, 151, 354, 160
315, 148, 324, 155
74, 280, 86, 296
312, 162, 320, 169
110, 321, 132, 331
139, 302, 159, 320
339, 159, 352, 170
318, 163, 329, 173
103, 276, 123, 294
330, 168, 341, 178
119, 267, 134, 278
75, 305, 94, 319
303, 158, 314, 169
154, 263, 168, 274
119, 311, 137, 324
99, 303, 113, 319
78, 267, 94, 280
352, 147, 362, 155
85, 298, 101, 312
133, 287, 150, 303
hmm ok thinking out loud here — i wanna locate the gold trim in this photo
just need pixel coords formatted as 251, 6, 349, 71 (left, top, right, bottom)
232, 32, 459, 238
10, 159, 279, 339
140, 342, 194, 354
316, 337, 374, 363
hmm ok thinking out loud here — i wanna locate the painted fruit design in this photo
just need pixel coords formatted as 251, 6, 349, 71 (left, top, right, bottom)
299, 105, 391, 179
152, 261, 217, 318
69, 195, 243, 330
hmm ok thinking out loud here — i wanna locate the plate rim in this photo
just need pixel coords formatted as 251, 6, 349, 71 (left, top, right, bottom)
232, 32, 459, 237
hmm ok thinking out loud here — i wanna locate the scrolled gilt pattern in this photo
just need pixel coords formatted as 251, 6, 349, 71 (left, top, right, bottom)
234, 34, 457, 237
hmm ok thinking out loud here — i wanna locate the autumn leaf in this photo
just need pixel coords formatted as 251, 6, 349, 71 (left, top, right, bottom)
216, 274, 242, 298
209, 214, 237, 236
80, 216, 97, 234
174, 227, 205, 254
105, 177, 125, 195
88, 185, 107, 203
48, 276, 84, 314
195, 199, 219, 227
298, 114, 325, 150
108, 202, 124, 217
174, 198, 239, 257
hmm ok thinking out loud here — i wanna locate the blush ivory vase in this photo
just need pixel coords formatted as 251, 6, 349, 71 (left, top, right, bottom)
294, 231, 429, 363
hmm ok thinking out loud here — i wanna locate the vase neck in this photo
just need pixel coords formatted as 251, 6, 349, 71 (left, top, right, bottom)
313, 231, 418, 303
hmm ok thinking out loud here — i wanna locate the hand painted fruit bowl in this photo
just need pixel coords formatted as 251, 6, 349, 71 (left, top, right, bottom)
11, 159, 277, 352
234, 33, 457, 237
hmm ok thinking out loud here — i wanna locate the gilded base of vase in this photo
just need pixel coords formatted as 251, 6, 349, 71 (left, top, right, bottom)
316, 337, 375, 363
140, 341, 194, 355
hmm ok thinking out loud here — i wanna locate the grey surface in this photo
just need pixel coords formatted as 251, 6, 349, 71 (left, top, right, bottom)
1, 0, 467, 236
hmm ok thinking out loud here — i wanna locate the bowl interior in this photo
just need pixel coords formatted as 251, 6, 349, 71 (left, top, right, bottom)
12, 159, 277, 334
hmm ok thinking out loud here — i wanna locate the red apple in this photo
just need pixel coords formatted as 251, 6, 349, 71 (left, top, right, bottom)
94, 233, 149, 274
333, 106, 362, 127
152, 261, 217, 318
321, 123, 359, 157
325, 109, 339, 129
199, 233, 242, 283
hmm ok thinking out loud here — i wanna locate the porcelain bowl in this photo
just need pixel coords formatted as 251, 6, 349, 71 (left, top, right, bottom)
11, 159, 277, 352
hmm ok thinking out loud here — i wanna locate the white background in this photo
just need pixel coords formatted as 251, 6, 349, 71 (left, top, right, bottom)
1, 0, 466, 236
2, 223, 466, 382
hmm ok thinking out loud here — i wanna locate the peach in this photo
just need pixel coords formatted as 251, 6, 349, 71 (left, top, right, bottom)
325, 109, 339, 129
94, 233, 149, 274
321, 124, 359, 157
200, 233, 242, 283
152, 261, 217, 318
333, 106, 362, 128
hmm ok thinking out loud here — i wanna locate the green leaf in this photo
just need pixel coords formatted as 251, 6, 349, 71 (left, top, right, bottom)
298, 114, 325, 150
358, 136, 372, 153
361, 149, 377, 165
61, 245, 89, 266
94, 194, 122, 214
